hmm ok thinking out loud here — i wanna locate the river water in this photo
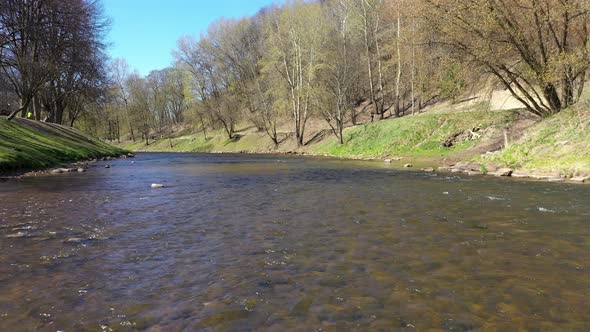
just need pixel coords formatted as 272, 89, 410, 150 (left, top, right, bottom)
0, 153, 589, 331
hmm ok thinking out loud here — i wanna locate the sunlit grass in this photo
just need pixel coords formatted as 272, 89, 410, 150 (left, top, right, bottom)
0, 117, 126, 172
312, 107, 518, 159
479, 104, 590, 175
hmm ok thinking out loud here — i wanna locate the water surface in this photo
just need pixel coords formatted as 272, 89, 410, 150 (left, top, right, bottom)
1, 153, 589, 331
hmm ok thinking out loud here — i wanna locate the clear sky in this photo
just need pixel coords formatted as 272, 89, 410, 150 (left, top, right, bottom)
103, 0, 279, 76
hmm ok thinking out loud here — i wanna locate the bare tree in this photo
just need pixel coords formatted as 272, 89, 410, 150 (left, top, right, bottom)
426, 0, 590, 116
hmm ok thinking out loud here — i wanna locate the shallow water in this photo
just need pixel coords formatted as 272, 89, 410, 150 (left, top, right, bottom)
1, 153, 589, 331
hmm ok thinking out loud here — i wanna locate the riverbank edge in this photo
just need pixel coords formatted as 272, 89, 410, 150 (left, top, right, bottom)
126, 148, 590, 185
0, 117, 129, 178
122, 107, 590, 185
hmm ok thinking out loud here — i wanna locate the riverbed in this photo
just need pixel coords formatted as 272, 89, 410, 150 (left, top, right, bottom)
1, 153, 589, 330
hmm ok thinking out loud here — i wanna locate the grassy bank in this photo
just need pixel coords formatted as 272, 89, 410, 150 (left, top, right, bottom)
479, 105, 590, 176
0, 117, 126, 173
123, 103, 519, 161
122, 101, 590, 176
312, 107, 518, 160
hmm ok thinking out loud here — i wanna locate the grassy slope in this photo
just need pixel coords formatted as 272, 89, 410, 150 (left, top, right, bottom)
123, 100, 590, 175
123, 129, 281, 154
312, 107, 517, 159
0, 117, 126, 172
479, 105, 590, 175
124, 102, 520, 160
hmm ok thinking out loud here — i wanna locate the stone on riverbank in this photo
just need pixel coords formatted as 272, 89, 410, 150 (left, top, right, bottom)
529, 172, 562, 180
571, 176, 589, 183
489, 168, 513, 177
50, 168, 70, 174
511, 170, 531, 178
421, 167, 435, 172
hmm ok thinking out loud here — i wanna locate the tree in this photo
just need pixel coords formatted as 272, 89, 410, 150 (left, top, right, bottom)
426, 0, 590, 116
110, 58, 136, 141
317, 0, 362, 144
1, 0, 108, 123
262, 1, 327, 146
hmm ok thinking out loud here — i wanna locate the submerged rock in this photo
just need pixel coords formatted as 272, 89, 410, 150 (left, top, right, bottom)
6, 232, 29, 238
65, 237, 84, 243
290, 297, 313, 316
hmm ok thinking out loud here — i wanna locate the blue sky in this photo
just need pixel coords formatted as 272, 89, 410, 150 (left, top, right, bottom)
103, 0, 279, 76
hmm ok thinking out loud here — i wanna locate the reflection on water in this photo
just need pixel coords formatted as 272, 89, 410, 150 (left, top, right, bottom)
1, 153, 589, 331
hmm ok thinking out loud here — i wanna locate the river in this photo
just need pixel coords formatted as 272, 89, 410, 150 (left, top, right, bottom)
1, 153, 589, 331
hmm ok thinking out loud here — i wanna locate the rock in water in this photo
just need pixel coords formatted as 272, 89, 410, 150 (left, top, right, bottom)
77, 168, 86, 173
104, 165, 111, 169
151, 183, 165, 189
404, 164, 413, 168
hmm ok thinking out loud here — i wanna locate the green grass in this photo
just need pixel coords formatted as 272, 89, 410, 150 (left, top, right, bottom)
122, 103, 519, 163
0, 117, 126, 172
311, 107, 518, 159
122, 128, 277, 154
479, 104, 590, 175
119, 100, 590, 176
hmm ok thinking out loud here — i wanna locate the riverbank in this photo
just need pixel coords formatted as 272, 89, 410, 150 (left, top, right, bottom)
0, 117, 127, 175
121, 102, 590, 183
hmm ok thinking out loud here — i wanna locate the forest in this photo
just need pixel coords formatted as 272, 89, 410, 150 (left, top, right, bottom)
1, 0, 589, 147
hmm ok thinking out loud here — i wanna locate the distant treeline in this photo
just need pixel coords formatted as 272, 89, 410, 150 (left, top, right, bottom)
2, 1, 588, 145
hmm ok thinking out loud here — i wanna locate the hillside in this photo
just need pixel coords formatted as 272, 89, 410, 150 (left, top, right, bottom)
479, 105, 590, 176
0, 117, 126, 173
121, 99, 590, 177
